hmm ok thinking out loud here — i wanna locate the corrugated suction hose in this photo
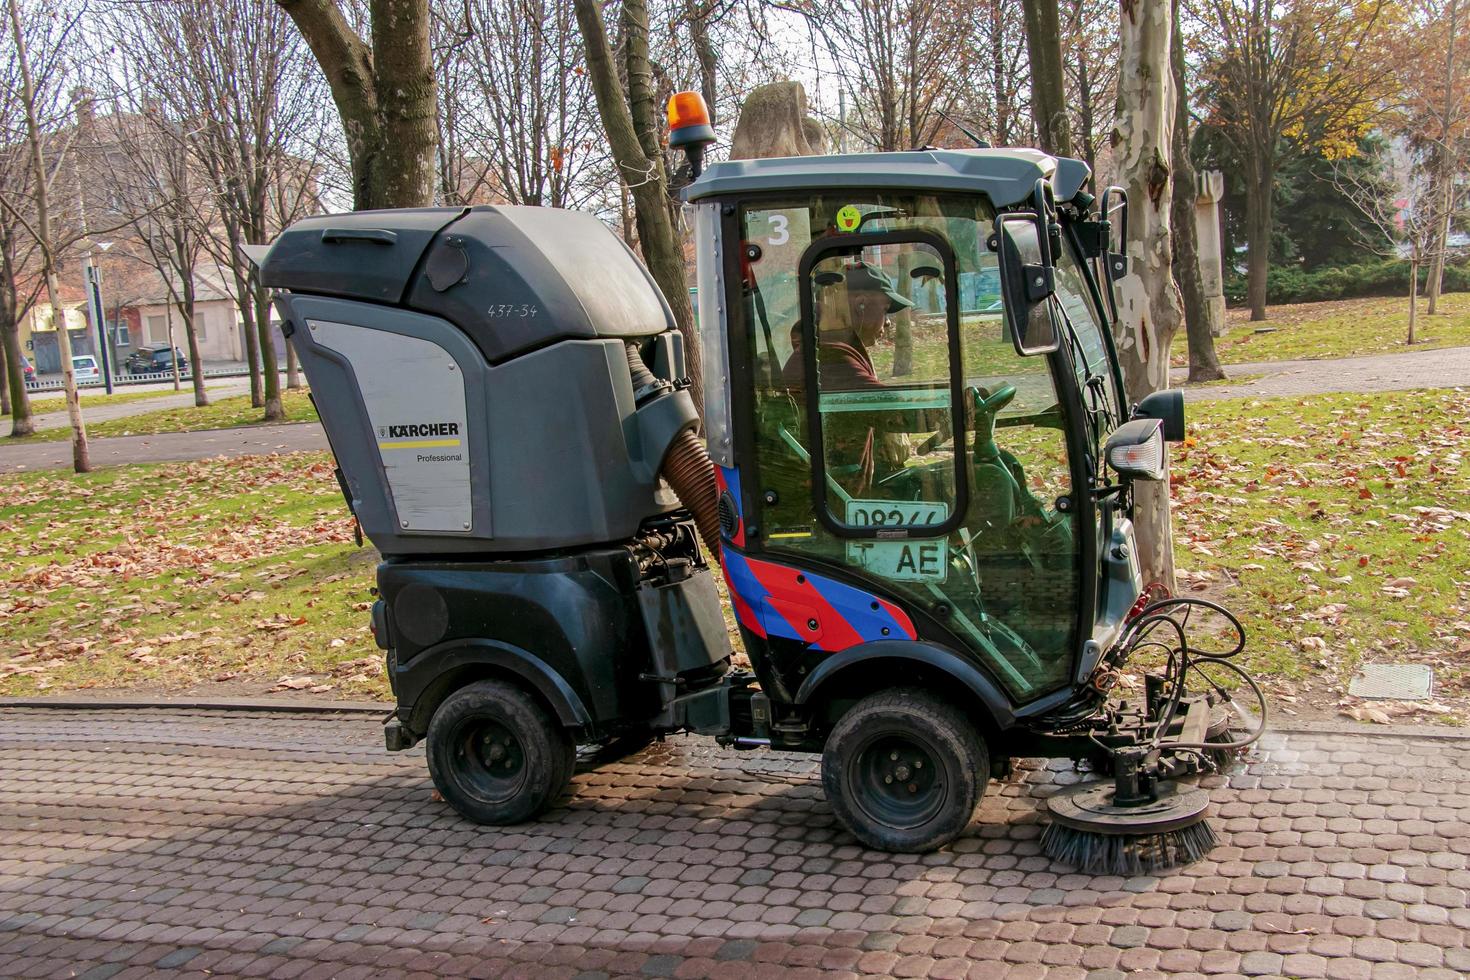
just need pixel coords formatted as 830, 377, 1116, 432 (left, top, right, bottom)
626, 343, 721, 557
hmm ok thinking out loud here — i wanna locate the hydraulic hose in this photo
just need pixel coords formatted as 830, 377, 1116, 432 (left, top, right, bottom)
626, 343, 721, 557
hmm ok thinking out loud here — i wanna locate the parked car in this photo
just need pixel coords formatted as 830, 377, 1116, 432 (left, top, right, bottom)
71, 355, 100, 383
20, 355, 34, 381
125, 345, 188, 375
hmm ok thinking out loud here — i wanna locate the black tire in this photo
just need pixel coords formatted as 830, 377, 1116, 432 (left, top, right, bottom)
822, 688, 988, 853
425, 679, 574, 825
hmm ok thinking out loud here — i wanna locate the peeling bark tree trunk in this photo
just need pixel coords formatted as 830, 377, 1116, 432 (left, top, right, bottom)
278, 0, 437, 210
1112, 0, 1182, 589
1022, 0, 1074, 157
573, 0, 702, 410
1170, 0, 1224, 383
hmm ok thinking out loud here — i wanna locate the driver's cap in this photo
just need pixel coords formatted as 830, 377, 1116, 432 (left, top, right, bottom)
842, 261, 914, 314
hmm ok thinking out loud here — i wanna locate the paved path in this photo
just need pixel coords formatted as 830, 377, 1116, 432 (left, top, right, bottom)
1174, 345, 1470, 402
2, 707, 1467, 979
27, 379, 255, 432
0, 422, 327, 473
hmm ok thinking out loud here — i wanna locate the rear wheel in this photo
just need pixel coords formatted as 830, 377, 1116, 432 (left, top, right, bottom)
822, 688, 988, 853
426, 679, 574, 825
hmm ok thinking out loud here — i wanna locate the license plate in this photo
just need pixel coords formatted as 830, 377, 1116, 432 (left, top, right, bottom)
844, 499, 949, 582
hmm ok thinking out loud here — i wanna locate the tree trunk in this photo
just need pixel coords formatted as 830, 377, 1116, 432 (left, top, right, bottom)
286, 342, 301, 388
256, 284, 283, 421
180, 276, 208, 408
1169, 0, 1224, 383
165, 304, 181, 392
1408, 258, 1419, 345
232, 258, 264, 408
1113, 0, 1182, 590
1427, 0, 1460, 316
0, 311, 32, 436
1244, 161, 1273, 321
1021, 0, 1074, 157
573, 0, 702, 411
278, 0, 438, 210
0, 332, 8, 416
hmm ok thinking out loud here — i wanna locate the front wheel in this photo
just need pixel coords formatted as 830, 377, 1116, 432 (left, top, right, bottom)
425, 679, 574, 825
822, 689, 988, 852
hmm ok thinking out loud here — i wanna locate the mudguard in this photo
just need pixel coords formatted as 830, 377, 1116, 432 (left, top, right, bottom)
393, 638, 595, 731
794, 640, 1016, 730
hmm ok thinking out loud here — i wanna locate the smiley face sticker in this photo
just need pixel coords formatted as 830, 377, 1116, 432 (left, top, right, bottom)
835, 205, 862, 233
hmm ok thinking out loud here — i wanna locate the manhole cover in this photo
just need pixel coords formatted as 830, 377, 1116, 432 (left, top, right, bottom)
1348, 663, 1433, 700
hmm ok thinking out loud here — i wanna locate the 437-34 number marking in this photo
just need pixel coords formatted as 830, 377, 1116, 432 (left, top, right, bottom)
486, 304, 539, 318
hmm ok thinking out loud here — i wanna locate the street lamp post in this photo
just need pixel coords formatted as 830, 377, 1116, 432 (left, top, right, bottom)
82, 241, 114, 394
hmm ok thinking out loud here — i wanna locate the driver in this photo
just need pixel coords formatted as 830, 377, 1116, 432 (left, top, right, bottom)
782, 261, 914, 494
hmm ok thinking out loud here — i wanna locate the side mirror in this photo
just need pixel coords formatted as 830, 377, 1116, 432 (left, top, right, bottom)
994, 212, 1059, 356
1105, 418, 1166, 481
1098, 186, 1129, 322
1133, 389, 1185, 442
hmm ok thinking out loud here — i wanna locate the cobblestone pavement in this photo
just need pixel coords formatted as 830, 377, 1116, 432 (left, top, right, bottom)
1173, 345, 1470, 402
3, 709, 1468, 979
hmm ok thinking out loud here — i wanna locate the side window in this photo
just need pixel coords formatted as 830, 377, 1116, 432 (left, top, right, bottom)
1055, 245, 1122, 426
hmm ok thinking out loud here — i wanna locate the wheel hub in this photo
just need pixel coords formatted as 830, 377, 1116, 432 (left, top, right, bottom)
851, 735, 946, 829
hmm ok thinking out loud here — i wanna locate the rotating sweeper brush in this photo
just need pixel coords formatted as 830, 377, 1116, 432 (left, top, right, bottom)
1039, 597, 1266, 875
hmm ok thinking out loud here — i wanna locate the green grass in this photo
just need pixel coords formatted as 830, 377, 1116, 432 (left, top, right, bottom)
1176, 388, 1470, 721
1181, 293, 1470, 366
26, 388, 194, 410
0, 452, 382, 698
21, 389, 318, 442
3, 387, 1466, 718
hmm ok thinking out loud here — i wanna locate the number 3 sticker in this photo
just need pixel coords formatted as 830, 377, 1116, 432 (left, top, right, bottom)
767, 214, 789, 246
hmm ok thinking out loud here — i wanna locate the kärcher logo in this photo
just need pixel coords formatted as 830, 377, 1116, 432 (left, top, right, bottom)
386, 422, 460, 438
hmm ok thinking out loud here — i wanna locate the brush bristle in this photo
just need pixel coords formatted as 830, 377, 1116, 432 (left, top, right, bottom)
1041, 819, 1220, 875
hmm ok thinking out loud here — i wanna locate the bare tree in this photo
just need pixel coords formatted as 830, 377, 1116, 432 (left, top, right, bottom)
1335, 146, 1452, 346
86, 70, 213, 407
0, 88, 41, 436
1114, 0, 1183, 587
124, 0, 321, 422
278, 0, 437, 211
439, 0, 606, 209
801, 0, 980, 153
0, 0, 88, 468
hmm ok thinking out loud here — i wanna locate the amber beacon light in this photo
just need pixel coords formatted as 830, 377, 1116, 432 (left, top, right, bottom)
667, 91, 716, 178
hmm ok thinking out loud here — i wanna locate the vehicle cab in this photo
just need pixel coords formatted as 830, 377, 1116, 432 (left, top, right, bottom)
685, 148, 1168, 731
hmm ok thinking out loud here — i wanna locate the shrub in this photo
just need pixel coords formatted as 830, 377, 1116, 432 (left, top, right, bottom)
1224, 258, 1470, 306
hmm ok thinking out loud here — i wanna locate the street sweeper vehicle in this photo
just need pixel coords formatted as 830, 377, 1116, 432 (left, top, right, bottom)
249, 92, 1264, 873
